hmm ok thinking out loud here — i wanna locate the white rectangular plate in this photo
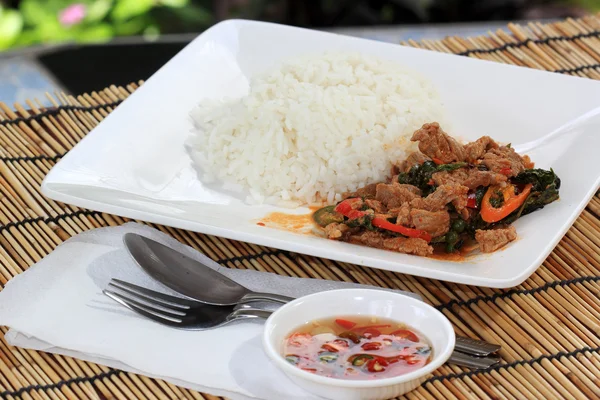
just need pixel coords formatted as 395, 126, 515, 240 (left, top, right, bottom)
42, 20, 600, 288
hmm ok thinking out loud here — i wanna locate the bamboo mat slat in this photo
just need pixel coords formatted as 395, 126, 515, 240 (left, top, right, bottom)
1, 15, 600, 400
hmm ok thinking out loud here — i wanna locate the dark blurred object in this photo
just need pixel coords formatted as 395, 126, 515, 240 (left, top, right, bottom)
213, 0, 427, 26
38, 40, 188, 94
429, 0, 588, 22
429, 0, 525, 22
522, 4, 589, 19
211, 0, 590, 26
429, 0, 590, 22
214, 0, 505, 26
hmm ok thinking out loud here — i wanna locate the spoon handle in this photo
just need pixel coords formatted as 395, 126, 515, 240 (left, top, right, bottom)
513, 105, 600, 154
235, 301, 283, 312
230, 308, 273, 320
241, 292, 295, 304
454, 336, 501, 356
447, 351, 500, 369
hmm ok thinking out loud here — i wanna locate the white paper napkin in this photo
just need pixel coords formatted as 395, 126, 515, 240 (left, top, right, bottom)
0, 222, 420, 400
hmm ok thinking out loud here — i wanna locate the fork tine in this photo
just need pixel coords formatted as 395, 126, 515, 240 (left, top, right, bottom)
104, 289, 185, 325
108, 281, 190, 314
110, 279, 196, 309
108, 286, 187, 317
104, 288, 187, 321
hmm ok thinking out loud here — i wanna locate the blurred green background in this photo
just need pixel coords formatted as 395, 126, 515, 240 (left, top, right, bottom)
0, 0, 598, 51
0, 0, 212, 50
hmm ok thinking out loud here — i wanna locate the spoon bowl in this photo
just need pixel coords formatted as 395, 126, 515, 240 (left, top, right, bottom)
123, 233, 294, 306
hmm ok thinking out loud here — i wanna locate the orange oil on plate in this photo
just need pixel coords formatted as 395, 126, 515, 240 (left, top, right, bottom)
255, 207, 322, 234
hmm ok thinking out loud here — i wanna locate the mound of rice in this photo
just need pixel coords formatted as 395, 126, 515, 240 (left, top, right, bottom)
188, 52, 446, 207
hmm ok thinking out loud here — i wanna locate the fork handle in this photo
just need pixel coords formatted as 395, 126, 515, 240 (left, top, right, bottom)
240, 292, 294, 304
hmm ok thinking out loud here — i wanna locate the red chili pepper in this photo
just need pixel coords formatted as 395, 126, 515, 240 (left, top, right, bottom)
390, 329, 419, 342
349, 210, 368, 220
301, 368, 317, 373
481, 184, 532, 223
361, 328, 381, 339
332, 339, 349, 348
287, 333, 312, 347
334, 199, 368, 220
334, 198, 365, 219
335, 318, 356, 330
432, 157, 444, 165
322, 340, 349, 353
366, 357, 389, 373
361, 342, 382, 351
321, 343, 339, 353
334, 198, 360, 212
372, 217, 432, 242
467, 193, 477, 208
385, 355, 406, 364
499, 167, 512, 176
405, 356, 420, 365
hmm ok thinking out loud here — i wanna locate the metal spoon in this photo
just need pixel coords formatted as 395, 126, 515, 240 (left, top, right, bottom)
123, 233, 295, 306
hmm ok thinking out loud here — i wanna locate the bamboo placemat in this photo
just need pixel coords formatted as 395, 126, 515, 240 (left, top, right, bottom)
1, 15, 600, 400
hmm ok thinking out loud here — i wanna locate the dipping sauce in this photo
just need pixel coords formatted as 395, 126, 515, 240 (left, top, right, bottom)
282, 316, 432, 380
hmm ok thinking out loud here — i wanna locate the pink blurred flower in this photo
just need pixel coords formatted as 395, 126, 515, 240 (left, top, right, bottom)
59, 3, 86, 26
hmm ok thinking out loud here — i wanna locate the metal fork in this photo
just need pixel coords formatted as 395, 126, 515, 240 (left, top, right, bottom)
103, 279, 273, 330
104, 279, 501, 369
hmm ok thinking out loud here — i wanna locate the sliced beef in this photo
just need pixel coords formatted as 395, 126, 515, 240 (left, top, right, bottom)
376, 183, 421, 209
410, 209, 450, 237
410, 184, 469, 212
397, 152, 431, 172
431, 169, 469, 187
482, 147, 526, 177
463, 170, 508, 189
432, 169, 507, 190
464, 136, 498, 162
324, 223, 354, 240
393, 203, 412, 226
475, 226, 517, 253
420, 179, 469, 218
411, 122, 466, 163
343, 183, 378, 199
452, 194, 470, 220
365, 199, 387, 214
349, 231, 433, 256
400, 184, 422, 196
383, 237, 433, 256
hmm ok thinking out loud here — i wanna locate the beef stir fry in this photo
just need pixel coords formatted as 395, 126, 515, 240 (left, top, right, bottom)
313, 123, 560, 256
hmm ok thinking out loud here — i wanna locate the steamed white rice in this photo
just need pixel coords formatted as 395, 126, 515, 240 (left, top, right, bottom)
188, 52, 446, 207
